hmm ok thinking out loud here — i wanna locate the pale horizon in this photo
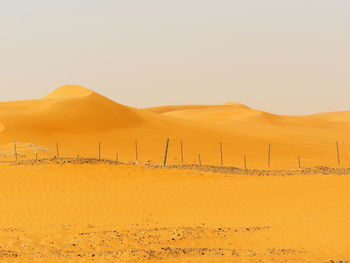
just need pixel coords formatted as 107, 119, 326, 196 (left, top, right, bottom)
1, 0, 350, 115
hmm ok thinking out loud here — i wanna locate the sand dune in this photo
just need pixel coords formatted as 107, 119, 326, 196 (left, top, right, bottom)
0, 85, 144, 134
0, 85, 349, 169
146, 103, 350, 141
146, 102, 350, 126
44, 84, 95, 98
311, 111, 350, 122
1, 85, 239, 165
1, 85, 350, 262
145, 102, 350, 168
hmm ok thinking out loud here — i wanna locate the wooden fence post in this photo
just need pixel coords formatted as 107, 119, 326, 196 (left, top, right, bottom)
244, 156, 247, 170
298, 156, 301, 169
163, 138, 170, 166
198, 153, 202, 166
135, 140, 139, 162
268, 143, 271, 168
14, 141, 17, 162
220, 142, 223, 166
336, 142, 341, 166
56, 143, 59, 158
98, 142, 101, 160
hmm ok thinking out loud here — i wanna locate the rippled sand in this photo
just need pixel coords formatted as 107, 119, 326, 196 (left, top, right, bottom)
0, 163, 349, 262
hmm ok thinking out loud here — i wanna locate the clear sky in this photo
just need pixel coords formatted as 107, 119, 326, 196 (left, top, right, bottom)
1, 0, 349, 115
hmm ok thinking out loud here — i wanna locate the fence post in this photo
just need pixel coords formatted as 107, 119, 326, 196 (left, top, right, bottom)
163, 138, 170, 166
56, 143, 59, 158
98, 142, 101, 160
135, 140, 139, 162
198, 153, 202, 166
298, 156, 301, 169
14, 141, 17, 162
336, 142, 341, 166
268, 143, 271, 168
220, 142, 223, 166
244, 156, 247, 170
116, 153, 119, 162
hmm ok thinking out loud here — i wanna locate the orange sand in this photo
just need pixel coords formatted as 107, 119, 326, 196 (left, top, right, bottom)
0, 85, 350, 169
0, 85, 350, 262
0, 164, 349, 262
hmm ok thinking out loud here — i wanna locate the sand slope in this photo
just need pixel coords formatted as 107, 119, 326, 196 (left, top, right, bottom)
0, 85, 228, 163
0, 85, 144, 134
146, 102, 350, 128
0, 85, 349, 169
146, 103, 350, 168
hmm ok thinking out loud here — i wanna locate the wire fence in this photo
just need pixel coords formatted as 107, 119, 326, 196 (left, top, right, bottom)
0, 139, 347, 170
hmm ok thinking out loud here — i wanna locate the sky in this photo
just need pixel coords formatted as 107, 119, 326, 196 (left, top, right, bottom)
0, 0, 349, 115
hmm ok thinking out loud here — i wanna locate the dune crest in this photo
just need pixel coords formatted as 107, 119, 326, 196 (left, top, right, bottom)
310, 111, 350, 122
0, 85, 145, 137
146, 102, 350, 127
147, 102, 250, 115
223, 101, 250, 108
146, 103, 271, 124
44, 85, 94, 99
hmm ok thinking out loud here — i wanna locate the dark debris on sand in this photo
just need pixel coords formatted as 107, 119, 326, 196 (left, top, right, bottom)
4, 157, 350, 176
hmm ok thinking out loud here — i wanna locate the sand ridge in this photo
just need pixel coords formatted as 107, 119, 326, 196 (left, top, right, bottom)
43, 84, 95, 99
0, 85, 349, 169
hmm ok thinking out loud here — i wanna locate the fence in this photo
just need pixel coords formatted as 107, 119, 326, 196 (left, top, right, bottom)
1, 139, 346, 170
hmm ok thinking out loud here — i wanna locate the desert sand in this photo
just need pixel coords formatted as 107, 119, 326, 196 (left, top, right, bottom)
0, 85, 350, 262
1, 85, 349, 169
